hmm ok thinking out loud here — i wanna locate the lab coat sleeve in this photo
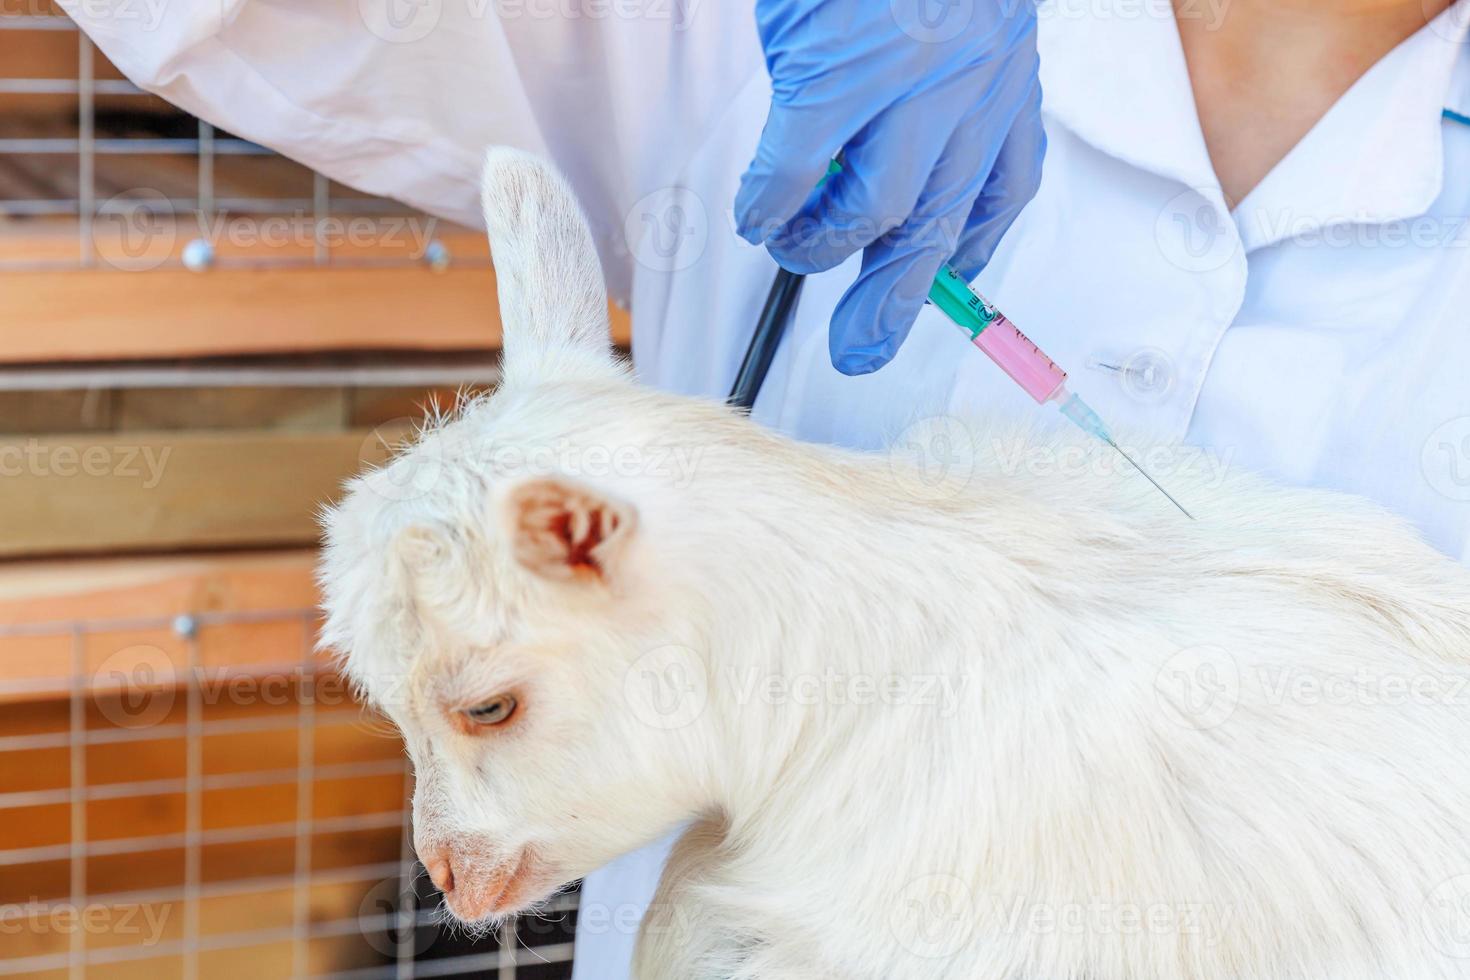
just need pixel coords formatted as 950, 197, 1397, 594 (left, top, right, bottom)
69, 0, 762, 304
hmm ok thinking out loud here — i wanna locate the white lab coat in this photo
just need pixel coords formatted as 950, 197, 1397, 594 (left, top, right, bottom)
72, 0, 1470, 975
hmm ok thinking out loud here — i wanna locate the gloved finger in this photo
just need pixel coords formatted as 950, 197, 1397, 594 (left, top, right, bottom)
949, 77, 1046, 281
734, 100, 853, 245
764, 90, 961, 275
826, 76, 1033, 375
826, 125, 1000, 375
827, 238, 949, 375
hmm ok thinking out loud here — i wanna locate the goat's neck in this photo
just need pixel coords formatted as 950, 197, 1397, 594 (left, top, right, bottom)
672, 452, 1047, 829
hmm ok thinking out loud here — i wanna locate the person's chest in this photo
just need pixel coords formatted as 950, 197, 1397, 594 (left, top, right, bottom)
642, 113, 1470, 563
943, 122, 1470, 560
630, 10, 1470, 562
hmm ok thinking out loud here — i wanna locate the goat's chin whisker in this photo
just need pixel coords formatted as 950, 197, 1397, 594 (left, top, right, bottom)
515, 928, 552, 966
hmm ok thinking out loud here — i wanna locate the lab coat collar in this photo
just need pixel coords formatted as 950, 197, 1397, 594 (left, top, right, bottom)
1233, 1, 1470, 252
1036, 0, 1221, 201
1037, 0, 1470, 250
1445, 4, 1470, 123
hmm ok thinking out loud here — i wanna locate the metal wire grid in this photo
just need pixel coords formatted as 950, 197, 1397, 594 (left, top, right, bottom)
0, 609, 577, 979
0, 14, 464, 273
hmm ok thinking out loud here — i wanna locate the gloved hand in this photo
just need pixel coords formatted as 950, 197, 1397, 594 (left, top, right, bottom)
734, 0, 1045, 376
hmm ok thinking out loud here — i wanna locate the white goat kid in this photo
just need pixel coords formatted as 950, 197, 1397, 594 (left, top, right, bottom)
319, 148, 1470, 980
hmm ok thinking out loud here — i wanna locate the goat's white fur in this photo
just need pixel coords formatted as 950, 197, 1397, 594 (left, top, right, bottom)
319, 147, 1470, 979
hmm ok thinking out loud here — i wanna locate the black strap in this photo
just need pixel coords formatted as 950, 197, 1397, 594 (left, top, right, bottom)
727, 267, 805, 411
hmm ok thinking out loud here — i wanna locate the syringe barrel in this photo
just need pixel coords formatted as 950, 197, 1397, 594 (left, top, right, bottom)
928, 265, 1068, 404
969, 311, 1068, 404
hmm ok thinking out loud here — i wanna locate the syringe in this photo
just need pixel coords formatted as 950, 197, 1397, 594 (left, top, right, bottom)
927, 265, 1194, 519
757, 158, 1191, 518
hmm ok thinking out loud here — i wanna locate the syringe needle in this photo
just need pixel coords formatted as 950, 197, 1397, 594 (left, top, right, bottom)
815, 160, 1192, 520
1103, 436, 1195, 520
1052, 392, 1194, 520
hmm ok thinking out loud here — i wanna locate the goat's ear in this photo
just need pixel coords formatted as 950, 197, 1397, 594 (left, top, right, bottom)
481, 147, 616, 385
503, 477, 636, 583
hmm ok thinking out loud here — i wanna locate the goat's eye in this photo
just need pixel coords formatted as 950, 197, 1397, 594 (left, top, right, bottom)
463, 696, 517, 727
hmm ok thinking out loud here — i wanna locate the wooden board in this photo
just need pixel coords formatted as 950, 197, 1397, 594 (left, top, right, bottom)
0, 263, 632, 362
346, 384, 490, 428
0, 264, 500, 361
1, 385, 495, 437
0, 549, 318, 625
0, 388, 114, 434
0, 550, 323, 699
0, 426, 410, 560
0, 220, 632, 362
113, 387, 349, 432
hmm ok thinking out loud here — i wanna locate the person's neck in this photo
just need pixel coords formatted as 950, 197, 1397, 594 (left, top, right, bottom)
1174, 0, 1456, 205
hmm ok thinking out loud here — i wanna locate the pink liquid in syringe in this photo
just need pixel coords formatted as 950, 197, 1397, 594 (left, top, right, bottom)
969, 312, 1069, 404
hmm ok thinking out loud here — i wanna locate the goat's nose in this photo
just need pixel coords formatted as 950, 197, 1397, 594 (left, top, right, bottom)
422, 852, 455, 894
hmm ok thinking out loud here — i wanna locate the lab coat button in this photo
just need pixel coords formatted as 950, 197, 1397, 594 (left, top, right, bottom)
1088, 348, 1174, 401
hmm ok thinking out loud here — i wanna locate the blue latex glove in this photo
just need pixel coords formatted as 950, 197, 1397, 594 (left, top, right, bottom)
734, 0, 1045, 375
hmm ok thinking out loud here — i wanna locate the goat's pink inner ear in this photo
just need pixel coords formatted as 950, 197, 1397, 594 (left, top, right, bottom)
506, 478, 635, 581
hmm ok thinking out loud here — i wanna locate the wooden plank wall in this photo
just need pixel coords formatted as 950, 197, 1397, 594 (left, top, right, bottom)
0, 387, 467, 560
0, 226, 633, 362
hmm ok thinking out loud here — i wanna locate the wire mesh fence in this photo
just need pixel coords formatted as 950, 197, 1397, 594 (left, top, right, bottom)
0, 609, 578, 979
0, 7, 475, 274
1, 9, 581, 975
